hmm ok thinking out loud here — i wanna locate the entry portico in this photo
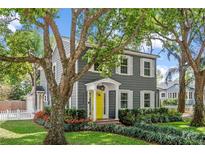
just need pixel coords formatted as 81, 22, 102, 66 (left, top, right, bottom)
85, 78, 121, 121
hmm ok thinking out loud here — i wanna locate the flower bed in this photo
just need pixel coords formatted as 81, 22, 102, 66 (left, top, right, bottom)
119, 108, 182, 126
33, 109, 90, 131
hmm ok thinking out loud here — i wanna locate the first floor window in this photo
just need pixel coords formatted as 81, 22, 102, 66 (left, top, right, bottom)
144, 93, 151, 107
140, 90, 155, 108
161, 93, 165, 97
120, 92, 128, 108
189, 92, 193, 99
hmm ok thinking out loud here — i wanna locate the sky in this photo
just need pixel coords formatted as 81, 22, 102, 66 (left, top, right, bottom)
8, 8, 178, 81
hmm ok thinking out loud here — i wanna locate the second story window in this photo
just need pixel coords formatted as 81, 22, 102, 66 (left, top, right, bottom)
140, 58, 155, 77
120, 57, 128, 74
144, 61, 151, 76
116, 55, 133, 75
94, 63, 100, 71
52, 63, 57, 78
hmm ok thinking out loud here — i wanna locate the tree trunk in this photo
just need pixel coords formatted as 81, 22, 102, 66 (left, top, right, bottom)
44, 96, 67, 145
191, 75, 205, 127
178, 64, 186, 113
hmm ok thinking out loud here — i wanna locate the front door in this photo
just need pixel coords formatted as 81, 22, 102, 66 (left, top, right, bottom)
96, 90, 104, 119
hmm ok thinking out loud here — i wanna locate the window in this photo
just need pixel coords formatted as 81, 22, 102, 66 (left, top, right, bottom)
144, 61, 151, 76
173, 93, 177, 98
52, 63, 56, 78
94, 63, 100, 71
120, 57, 128, 74
140, 58, 155, 77
119, 90, 133, 109
44, 95, 47, 102
161, 93, 165, 98
116, 55, 133, 75
140, 90, 155, 108
189, 92, 193, 99
120, 92, 128, 109
144, 93, 151, 107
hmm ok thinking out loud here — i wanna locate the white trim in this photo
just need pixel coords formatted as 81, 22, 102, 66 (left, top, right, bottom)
140, 90, 155, 108
119, 89, 133, 109
124, 50, 158, 59
140, 58, 155, 78
75, 60, 79, 109
61, 37, 158, 59
89, 65, 100, 73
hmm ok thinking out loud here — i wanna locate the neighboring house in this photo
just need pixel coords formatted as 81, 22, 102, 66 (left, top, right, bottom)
158, 80, 205, 106
37, 37, 159, 121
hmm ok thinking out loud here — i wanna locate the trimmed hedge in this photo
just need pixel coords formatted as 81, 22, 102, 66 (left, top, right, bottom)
34, 118, 204, 145
86, 124, 203, 145
119, 108, 182, 126
134, 123, 205, 143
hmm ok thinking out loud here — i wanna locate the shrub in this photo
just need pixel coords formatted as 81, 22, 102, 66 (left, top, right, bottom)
85, 124, 202, 145
44, 106, 51, 116
119, 108, 182, 126
134, 123, 205, 143
162, 99, 178, 106
65, 109, 86, 120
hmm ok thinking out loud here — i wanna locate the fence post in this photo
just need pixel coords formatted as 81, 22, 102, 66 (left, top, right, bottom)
7, 110, 9, 120
17, 109, 20, 120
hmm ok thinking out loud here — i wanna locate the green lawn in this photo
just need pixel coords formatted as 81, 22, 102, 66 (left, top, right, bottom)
156, 119, 205, 134
0, 120, 149, 145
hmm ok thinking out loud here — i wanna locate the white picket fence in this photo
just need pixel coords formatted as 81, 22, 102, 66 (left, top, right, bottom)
0, 109, 34, 121
164, 105, 194, 113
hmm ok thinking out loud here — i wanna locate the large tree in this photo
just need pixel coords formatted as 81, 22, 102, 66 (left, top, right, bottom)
0, 9, 150, 144
151, 8, 205, 126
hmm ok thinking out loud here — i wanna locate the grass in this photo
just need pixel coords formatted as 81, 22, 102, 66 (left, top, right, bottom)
156, 119, 205, 134
0, 120, 149, 145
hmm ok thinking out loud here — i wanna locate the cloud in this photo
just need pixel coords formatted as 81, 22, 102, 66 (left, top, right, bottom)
157, 65, 178, 83
7, 17, 21, 32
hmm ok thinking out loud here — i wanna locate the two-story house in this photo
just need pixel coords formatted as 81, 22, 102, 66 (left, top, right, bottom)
37, 37, 159, 121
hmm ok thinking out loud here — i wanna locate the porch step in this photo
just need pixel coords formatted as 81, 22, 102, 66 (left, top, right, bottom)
95, 119, 122, 125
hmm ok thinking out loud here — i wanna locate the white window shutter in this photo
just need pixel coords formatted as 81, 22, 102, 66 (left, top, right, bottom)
116, 66, 120, 74
128, 56, 133, 75
128, 90, 133, 109
140, 91, 144, 108
140, 59, 144, 77
151, 60, 155, 77
150, 91, 155, 108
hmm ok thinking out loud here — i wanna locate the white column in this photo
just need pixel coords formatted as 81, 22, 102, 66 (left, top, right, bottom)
115, 87, 119, 120
87, 90, 90, 118
93, 88, 97, 121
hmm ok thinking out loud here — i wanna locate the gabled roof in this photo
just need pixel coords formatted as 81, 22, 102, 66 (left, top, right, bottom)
60, 36, 159, 59
157, 80, 195, 91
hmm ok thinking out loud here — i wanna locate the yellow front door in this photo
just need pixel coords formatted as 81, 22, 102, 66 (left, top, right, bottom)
96, 90, 104, 119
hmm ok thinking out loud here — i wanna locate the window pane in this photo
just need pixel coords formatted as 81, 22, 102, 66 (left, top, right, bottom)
120, 58, 128, 74
94, 63, 99, 71
121, 66, 128, 74
144, 93, 150, 107
144, 61, 150, 68
121, 93, 128, 108
144, 61, 151, 76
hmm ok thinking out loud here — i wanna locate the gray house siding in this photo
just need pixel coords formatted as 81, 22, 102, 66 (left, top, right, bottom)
40, 39, 77, 108
77, 53, 157, 117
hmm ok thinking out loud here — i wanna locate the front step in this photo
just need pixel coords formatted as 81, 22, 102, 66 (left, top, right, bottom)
95, 119, 122, 125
